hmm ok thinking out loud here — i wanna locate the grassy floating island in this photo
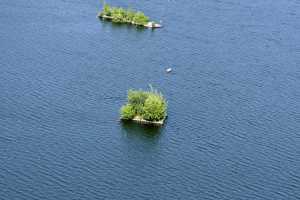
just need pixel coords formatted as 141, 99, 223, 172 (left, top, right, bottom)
98, 4, 162, 28
120, 88, 167, 125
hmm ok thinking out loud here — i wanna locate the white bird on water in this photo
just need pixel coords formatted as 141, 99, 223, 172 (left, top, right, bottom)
166, 68, 172, 73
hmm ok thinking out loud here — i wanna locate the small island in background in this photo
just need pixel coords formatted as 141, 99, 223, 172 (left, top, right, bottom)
120, 88, 167, 125
98, 4, 162, 28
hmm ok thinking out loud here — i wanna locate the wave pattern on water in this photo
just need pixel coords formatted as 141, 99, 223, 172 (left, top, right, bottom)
0, 0, 300, 199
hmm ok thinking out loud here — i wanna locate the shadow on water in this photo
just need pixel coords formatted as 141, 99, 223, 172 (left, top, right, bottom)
119, 121, 165, 153
120, 121, 164, 141
98, 19, 147, 33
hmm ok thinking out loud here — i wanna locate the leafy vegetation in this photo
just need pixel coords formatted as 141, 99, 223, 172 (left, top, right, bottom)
120, 88, 167, 122
120, 104, 135, 120
142, 93, 167, 121
99, 4, 150, 26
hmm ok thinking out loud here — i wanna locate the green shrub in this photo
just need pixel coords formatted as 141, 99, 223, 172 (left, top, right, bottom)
111, 7, 125, 23
103, 4, 111, 16
99, 4, 151, 26
142, 93, 167, 121
133, 12, 149, 25
128, 90, 149, 106
127, 90, 148, 114
120, 88, 167, 122
120, 104, 135, 120
125, 9, 135, 22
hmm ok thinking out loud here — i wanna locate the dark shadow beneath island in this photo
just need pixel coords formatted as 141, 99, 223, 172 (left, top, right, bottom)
121, 120, 165, 139
99, 19, 147, 32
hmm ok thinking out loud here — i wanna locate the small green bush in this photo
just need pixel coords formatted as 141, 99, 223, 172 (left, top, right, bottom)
125, 9, 135, 22
132, 12, 149, 25
120, 87, 167, 122
142, 93, 167, 121
103, 4, 111, 16
128, 90, 149, 105
120, 104, 135, 120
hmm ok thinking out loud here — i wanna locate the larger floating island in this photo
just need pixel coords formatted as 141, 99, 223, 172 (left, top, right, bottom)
98, 4, 162, 28
120, 88, 167, 126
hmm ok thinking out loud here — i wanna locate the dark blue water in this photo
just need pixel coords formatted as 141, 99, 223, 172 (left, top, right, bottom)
1, 0, 300, 199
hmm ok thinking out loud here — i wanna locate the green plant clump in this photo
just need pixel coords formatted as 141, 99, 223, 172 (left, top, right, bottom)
120, 104, 135, 120
120, 88, 167, 122
99, 4, 150, 25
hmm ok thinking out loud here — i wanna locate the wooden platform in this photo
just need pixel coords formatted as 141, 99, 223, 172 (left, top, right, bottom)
121, 115, 167, 126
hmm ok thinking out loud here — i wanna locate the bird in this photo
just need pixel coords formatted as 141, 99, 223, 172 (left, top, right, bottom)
166, 68, 172, 73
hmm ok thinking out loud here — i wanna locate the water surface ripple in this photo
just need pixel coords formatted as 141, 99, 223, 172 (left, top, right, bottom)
0, 0, 299, 199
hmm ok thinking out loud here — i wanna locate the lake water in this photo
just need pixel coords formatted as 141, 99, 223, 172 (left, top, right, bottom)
0, 0, 299, 199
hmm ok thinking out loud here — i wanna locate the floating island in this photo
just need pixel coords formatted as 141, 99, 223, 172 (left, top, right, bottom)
120, 88, 167, 126
98, 4, 162, 28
